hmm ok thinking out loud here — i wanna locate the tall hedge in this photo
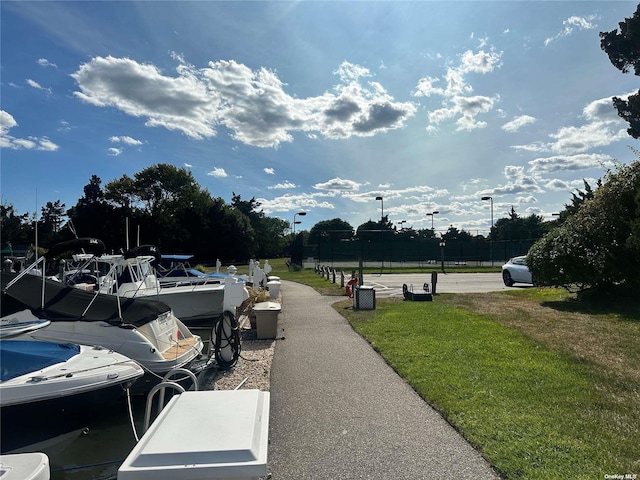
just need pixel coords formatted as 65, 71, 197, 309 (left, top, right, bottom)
528, 160, 640, 292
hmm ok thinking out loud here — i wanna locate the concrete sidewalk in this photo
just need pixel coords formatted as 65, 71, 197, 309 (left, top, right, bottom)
267, 280, 500, 479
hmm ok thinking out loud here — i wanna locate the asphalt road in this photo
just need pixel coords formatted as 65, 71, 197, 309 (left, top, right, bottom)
361, 272, 523, 298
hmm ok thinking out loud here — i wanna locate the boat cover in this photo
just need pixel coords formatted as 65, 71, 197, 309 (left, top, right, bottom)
0, 340, 80, 381
1, 272, 172, 327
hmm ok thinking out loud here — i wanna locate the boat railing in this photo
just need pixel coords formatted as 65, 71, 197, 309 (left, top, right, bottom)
141, 368, 199, 434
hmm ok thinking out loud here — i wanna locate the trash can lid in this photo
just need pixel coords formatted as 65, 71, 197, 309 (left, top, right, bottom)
253, 301, 282, 312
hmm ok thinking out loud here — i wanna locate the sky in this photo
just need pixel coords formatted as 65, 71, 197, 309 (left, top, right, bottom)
2, 1, 639, 238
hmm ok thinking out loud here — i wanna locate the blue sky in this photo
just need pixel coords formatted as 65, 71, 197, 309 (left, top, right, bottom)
2, 1, 639, 237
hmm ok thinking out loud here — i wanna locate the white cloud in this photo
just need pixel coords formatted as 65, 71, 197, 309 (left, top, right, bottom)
414, 47, 502, 131
502, 115, 536, 132
108, 147, 122, 156
459, 49, 502, 74
58, 120, 72, 132
544, 14, 597, 46
268, 181, 297, 189
513, 118, 629, 155
548, 122, 628, 154
544, 178, 570, 191
110, 135, 143, 146
37, 58, 58, 68
0, 110, 18, 135
37, 138, 59, 151
0, 110, 59, 151
264, 167, 275, 175
26, 79, 52, 95
478, 165, 543, 197
70, 56, 417, 148
313, 177, 361, 191
207, 167, 228, 178
528, 153, 613, 173
257, 192, 336, 214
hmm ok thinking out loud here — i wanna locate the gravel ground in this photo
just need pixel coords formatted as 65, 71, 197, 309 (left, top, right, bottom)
198, 300, 278, 392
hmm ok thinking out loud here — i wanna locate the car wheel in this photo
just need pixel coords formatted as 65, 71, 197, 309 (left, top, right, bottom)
503, 270, 514, 287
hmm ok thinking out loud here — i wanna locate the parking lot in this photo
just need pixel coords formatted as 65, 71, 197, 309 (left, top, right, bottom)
361, 272, 518, 298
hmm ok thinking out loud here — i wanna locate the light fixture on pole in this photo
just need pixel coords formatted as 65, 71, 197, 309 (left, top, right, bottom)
481, 196, 494, 267
375, 196, 384, 222
293, 211, 306, 234
426, 210, 439, 231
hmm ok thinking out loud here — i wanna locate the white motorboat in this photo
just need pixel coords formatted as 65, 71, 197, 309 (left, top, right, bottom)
0, 340, 144, 454
156, 254, 249, 287
59, 242, 248, 327
1, 261, 204, 384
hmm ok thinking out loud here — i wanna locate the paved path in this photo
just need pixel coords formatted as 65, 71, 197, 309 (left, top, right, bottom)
267, 280, 500, 479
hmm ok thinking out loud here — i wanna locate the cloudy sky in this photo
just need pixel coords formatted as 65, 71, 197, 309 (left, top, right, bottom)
1, 1, 639, 237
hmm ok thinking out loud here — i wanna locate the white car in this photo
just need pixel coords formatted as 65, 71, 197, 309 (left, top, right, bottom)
501, 255, 534, 286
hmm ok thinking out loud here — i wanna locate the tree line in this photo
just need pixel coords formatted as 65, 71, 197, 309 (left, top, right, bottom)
2, 161, 560, 265
1, 164, 290, 263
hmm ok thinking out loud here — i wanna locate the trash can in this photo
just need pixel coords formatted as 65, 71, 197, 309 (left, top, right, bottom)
353, 285, 375, 310
253, 302, 281, 339
267, 280, 281, 299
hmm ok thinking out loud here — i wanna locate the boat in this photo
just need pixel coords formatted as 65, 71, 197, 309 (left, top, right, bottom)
0, 340, 144, 454
156, 255, 249, 287
57, 241, 248, 327
0, 317, 51, 339
1, 250, 204, 383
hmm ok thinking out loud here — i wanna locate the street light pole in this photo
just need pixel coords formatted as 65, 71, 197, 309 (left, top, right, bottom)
481, 196, 494, 267
375, 196, 384, 270
426, 210, 439, 232
293, 211, 306, 234
375, 196, 384, 221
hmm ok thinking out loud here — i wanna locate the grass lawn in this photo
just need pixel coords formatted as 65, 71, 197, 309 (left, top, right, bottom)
338, 291, 640, 479
264, 260, 640, 479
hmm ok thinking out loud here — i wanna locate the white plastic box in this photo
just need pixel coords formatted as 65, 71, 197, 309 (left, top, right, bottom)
0, 453, 50, 480
253, 302, 281, 339
266, 280, 281, 299
118, 390, 270, 480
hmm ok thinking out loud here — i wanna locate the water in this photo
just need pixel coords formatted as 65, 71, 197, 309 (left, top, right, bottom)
48, 325, 215, 480
48, 395, 145, 480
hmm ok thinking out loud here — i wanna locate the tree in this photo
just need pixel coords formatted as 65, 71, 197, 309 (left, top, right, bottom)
1, 203, 33, 246
80, 174, 105, 205
37, 200, 67, 246
491, 206, 546, 242
308, 218, 354, 244
600, 4, 640, 138
554, 179, 602, 224
528, 159, 640, 292
67, 176, 128, 251
257, 216, 291, 258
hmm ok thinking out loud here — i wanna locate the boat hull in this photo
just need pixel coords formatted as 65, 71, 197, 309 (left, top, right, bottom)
126, 287, 225, 326
1, 381, 130, 454
0, 342, 144, 454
